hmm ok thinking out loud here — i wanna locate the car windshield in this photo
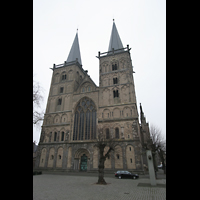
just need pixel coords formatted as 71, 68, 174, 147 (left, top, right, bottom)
117, 171, 131, 174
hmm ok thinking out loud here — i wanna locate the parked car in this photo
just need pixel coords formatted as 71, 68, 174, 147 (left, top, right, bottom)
157, 164, 163, 169
115, 170, 139, 179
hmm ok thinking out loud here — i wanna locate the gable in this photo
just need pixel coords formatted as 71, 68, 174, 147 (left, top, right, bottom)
78, 80, 96, 94
72, 66, 98, 94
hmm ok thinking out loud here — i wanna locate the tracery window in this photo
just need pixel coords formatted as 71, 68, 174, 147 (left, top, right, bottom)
73, 98, 96, 140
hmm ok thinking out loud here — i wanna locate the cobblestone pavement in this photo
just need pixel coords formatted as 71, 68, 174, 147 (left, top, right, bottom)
33, 174, 166, 200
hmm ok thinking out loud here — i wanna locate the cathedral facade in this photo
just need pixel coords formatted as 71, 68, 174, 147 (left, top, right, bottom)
35, 21, 149, 174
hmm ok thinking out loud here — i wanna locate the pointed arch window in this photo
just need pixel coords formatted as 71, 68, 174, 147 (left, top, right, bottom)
73, 98, 96, 140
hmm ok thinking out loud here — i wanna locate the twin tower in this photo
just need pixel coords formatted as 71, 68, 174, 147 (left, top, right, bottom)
35, 21, 150, 173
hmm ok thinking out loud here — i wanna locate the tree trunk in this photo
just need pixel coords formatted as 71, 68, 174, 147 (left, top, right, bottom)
97, 158, 106, 184
152, 152, 158, 172
97, 146, 107, 184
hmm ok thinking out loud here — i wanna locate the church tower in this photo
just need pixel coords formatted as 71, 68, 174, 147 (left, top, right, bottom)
97, 20, 139, 138
97, 20, 143, 171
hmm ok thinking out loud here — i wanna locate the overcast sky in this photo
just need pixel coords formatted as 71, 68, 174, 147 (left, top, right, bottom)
33, 0, 166, 144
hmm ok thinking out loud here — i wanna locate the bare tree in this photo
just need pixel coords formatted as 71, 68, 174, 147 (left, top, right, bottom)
157, 139, 166, 174
33, 76, 44, 125
94, 127, 115, 185
142, 124, 166, 173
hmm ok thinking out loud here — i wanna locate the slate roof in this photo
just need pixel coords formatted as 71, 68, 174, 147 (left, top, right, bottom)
108, 21, 124, 53
66, 32, 82, 65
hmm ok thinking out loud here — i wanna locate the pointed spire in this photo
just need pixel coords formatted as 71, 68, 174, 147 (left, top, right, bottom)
108, 20, 124, 52
66, 32, 82, 65
140, 103, 146, 123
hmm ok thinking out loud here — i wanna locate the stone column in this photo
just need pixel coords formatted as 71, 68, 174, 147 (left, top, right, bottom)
87, 158, 90, 171
53, 148, 58, 169
121, 127, 124, 139
49, 132, 52, 143
122, 145, 127, 169
110, 128, 114, 138
90, 151, 93, 170
73, 159, 79, 170
62, 145, 68, 169
57, 131, 60, 142
44, 147, 50, 168
111, 151, 115, 169
35, 146, 41, 169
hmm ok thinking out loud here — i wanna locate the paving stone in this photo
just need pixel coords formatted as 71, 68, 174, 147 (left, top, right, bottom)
33, 174, 166, 200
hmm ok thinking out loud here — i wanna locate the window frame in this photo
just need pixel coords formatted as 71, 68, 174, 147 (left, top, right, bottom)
73, 98, 96, 141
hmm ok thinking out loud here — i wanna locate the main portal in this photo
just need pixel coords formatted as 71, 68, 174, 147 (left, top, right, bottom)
80, 154, 87, 171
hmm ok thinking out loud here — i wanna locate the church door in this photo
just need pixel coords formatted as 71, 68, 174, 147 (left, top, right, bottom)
80, 154, 87, 171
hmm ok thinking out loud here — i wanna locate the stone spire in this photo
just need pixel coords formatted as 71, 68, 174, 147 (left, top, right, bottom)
66, 31, 82, 65
140, 103, 146, 123
108, 20, 124, 53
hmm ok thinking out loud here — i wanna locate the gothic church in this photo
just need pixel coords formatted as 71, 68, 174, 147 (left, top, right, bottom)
35, 21, 150, 174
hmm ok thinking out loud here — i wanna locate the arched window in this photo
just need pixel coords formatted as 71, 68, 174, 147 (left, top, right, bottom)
113, 78, 118, 84
73, 98, 96, 140
112, 63, 117, 71
113, 90, 119, 98
115, 128, 119, 139
62, 74, 66, 80
58, 98, 62, 105
54, 132, 57, 141
61, 72, 67, 82
106, 128, 109, 139
61, 131, 64, 141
